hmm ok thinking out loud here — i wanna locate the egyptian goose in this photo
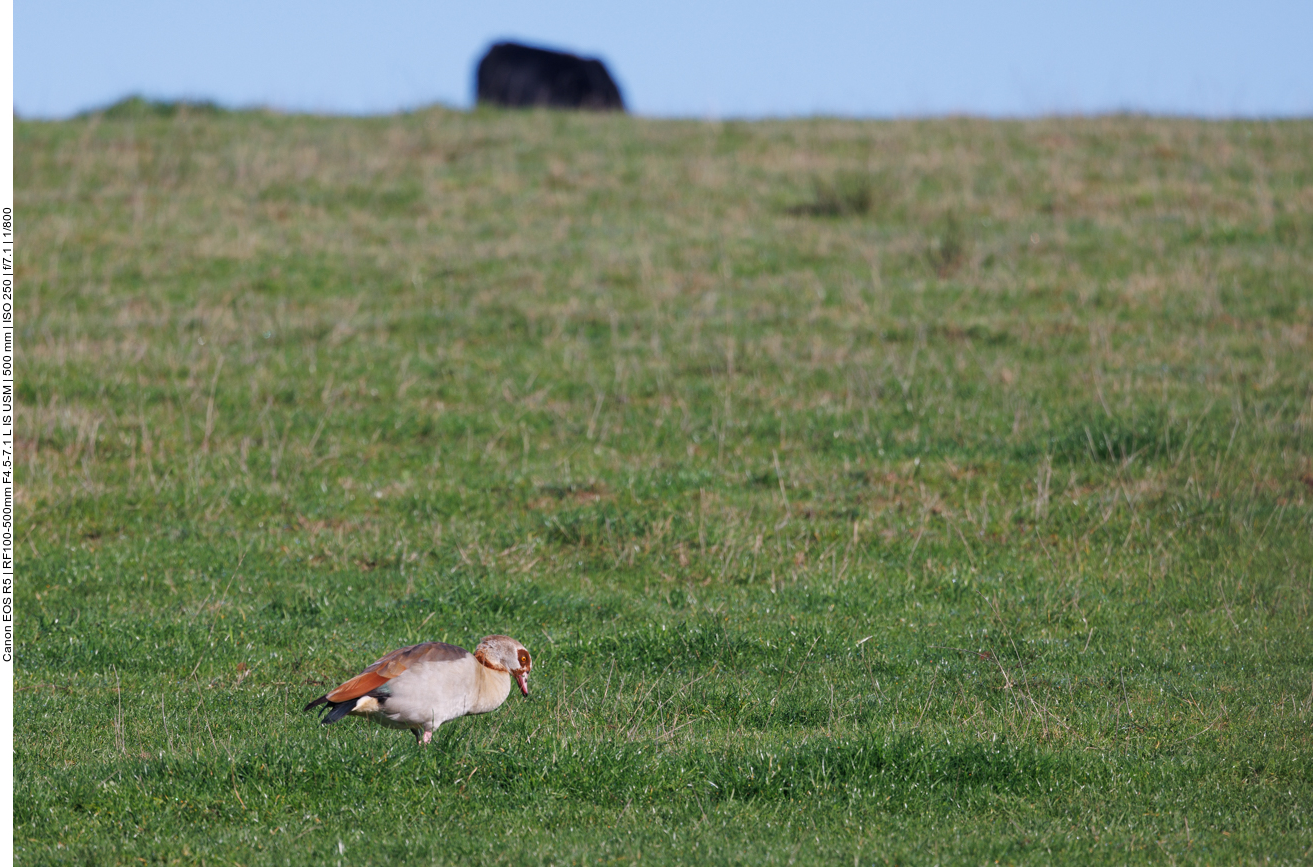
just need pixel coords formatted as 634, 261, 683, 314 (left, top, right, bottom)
304, 635, 532, 744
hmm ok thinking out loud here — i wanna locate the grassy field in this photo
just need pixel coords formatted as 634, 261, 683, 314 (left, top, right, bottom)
15, 101, 1313, 865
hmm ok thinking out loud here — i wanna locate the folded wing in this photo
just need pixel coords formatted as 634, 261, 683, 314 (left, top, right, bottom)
321, 642, 472, 703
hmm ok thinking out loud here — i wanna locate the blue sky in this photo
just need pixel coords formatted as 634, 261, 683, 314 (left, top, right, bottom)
16, 1, 1313, 119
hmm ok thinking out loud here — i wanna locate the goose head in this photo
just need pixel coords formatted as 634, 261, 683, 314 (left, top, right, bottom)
474, 635, 533, 696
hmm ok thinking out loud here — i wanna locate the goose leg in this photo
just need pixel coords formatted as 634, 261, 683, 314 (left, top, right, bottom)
420, 729, 433, 745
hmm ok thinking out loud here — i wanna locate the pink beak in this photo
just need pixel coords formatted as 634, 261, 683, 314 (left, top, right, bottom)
513, 669, 529, 696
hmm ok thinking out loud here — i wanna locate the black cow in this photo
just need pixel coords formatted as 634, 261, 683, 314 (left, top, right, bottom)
475, 42, 625, 111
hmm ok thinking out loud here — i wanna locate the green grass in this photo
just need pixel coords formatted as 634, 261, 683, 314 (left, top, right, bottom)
16, 104, 1313, 865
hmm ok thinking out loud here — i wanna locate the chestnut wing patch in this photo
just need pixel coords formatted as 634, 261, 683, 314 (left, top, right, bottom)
325, 671, 391, 703
325, 642, 471, 702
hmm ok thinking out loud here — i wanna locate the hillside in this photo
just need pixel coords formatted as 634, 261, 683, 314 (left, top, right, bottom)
16, 105, 1313, 864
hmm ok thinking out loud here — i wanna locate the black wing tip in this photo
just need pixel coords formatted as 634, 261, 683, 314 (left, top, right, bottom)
322, 700, 355, 725
305, 695, 356, 725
